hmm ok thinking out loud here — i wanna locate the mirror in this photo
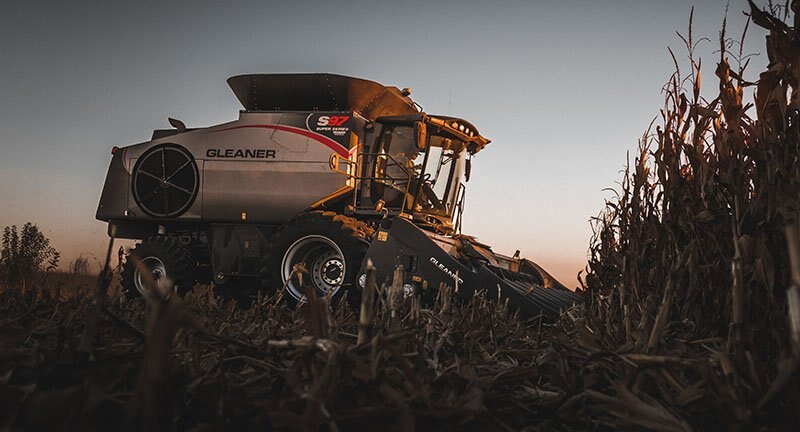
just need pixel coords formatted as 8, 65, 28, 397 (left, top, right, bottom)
414, 121, 427, 150
465, 157, 472, 182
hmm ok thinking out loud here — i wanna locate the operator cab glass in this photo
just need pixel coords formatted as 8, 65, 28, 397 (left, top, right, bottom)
370, 120, 469, 226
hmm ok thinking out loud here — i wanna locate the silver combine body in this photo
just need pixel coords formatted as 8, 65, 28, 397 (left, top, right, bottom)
97, 110, 358, 224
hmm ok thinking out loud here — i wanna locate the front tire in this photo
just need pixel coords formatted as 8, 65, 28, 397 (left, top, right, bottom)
260, 212, 373, 307
121, 236, 196, 300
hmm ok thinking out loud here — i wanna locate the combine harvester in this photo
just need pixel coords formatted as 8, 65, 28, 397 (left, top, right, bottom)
96, 74, 580, 318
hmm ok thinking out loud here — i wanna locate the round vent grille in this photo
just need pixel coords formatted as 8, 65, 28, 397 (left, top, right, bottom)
132, 144, 199, 218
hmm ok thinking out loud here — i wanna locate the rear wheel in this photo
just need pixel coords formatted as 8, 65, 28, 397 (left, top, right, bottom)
260, 212, 373, 307
121, 236, 196, 300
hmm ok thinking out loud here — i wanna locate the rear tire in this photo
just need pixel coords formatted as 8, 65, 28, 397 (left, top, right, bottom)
260, 211, 373, 307
121, 236, 196, 300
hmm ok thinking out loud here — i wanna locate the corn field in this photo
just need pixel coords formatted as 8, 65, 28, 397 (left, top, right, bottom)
2, 2, 800, 431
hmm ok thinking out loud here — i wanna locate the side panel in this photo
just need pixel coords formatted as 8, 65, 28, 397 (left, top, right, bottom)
202, 160, 343, 223
200, 111, 352, 223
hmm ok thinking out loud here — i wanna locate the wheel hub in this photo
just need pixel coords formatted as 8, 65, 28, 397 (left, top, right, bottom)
134, 256, 168, 298
282, 235, 346, 301
319, 256, 344, 285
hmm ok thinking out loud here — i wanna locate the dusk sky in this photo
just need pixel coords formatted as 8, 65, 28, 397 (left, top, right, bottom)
0, 0, 767, 286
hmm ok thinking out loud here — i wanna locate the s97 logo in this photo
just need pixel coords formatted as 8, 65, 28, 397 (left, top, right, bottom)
307, 113, 351, 137
317, 115, 350, 127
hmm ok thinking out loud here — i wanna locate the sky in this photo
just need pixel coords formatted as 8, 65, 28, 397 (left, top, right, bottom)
0, 0, 769, 286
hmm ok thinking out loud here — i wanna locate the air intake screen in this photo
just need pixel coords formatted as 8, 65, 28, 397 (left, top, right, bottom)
132, 144, 199, 218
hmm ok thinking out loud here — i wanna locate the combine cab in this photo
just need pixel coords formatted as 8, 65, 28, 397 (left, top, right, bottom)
96, 73, 580, 318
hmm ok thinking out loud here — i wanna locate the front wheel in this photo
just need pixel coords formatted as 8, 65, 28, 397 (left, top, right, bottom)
260, 212, 373, 306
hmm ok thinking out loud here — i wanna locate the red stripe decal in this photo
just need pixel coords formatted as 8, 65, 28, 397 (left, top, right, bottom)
213, 124, 349, 158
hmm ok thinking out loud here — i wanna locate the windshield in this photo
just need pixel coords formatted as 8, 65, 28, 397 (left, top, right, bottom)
375, 125, 465, 217
418, 145, 465, 214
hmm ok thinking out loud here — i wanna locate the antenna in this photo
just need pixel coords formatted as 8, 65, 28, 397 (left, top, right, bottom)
448, 90, 452, 114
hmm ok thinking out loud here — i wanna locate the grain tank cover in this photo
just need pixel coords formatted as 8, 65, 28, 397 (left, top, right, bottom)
227, 73, 420, 121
